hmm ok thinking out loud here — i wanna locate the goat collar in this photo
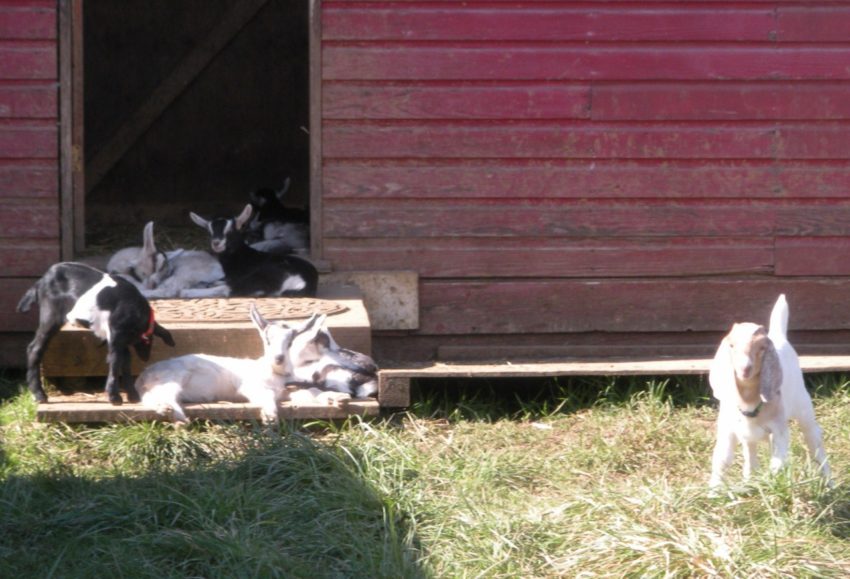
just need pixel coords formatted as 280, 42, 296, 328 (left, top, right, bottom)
739, 401, 763, 418
141, 308, 156, 345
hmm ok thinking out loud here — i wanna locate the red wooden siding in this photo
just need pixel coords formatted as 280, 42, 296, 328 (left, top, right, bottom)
321, 1, 850, 361
0, 1, 59, 333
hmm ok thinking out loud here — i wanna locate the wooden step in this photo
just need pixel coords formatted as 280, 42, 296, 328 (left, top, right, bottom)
37, 285, 398, 421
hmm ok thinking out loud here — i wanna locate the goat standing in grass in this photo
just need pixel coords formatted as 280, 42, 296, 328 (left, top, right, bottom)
17, 262, 175, 404
187, 205, 318, 298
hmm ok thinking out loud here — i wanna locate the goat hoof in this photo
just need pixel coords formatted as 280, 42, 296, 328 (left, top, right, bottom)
108, 395, 124, 406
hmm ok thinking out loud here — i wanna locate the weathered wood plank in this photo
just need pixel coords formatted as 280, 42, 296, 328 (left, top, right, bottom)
0, 42, 55, 79
323, 46, 850, 81
593, 83, 850, 121
0, 198, 58, 237
36, 400, 380, 423
0, 238, 59, 276
776, 237, 850, 276
325, 237, 774, 278
417, 279, 850, 335
0, 120, 56, 158
323, 6, 776, 42
0, 83, 56, 118
0, 6, 56, 39
0, 159, 57, 196
323, 200, 779, 238
323, 160, 850, 200
323, 122, 777, 160
777, 7, 850, 42
323, 83, 591, 120
0, 278, 38, 332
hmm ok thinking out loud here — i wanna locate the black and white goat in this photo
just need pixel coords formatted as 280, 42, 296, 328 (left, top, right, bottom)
135, 305, 347, 424
288, 314, 379, 399
187, 205, 318, 298
17, 262, 175, 404
245, 179, 310, 255
106, 221, 225, 298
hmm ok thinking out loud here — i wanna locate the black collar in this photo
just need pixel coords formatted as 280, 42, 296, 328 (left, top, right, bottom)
739, 401, 763, 418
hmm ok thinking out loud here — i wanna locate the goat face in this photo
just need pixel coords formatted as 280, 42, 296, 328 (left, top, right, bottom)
249, 303, 296, 376
190, 205, 253, 255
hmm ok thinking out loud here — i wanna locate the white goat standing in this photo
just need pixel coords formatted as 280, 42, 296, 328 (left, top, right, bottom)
136, 304, 297, 424
708, 294, 831, 488
106, 221, 224, 298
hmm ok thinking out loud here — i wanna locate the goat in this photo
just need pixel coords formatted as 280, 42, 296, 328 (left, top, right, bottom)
187, 204, 318, 298
135, 304, 335, 424
245, 179, 310, 256
708, 294, 831, 489
106, 221, 225, 298
288, 314, 379, 399
17, 262, 175, 404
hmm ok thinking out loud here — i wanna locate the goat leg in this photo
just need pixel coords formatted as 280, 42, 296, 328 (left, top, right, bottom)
24, 325, 61, 403
120, 348, 141, 403
104, 347, 126, 405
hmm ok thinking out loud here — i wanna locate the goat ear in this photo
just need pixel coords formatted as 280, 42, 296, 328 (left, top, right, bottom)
708, 336, 735, 402
142, 221, 156, 255
249, 303, 268, 332
154, 323, 175, 347
759, 341, 783, 402
189, 212, 209, 229
276, 177, 291, 201
235, 204, 253, 230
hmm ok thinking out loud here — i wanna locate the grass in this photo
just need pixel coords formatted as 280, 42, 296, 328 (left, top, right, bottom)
1, 371, 849, 577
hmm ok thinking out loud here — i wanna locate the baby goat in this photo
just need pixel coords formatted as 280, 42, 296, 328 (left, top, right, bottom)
245, 179, 310, 255
17, 262, 175, 404
708, 294, 831, 489
188, 205, 318, 298
135, 304, 299, 424
106, 221, 224, 298
288, 314, 379, 399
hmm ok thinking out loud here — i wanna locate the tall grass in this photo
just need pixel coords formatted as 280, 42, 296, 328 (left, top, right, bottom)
1, 371, 849, 577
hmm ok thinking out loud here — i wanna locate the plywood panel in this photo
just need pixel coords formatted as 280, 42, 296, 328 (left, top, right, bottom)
325, 237, 773, 278
323, 83, 591, 120
324, 160, 850, 200
323, 6, 776, 42
323, 122, 776, 160
323, 46, 850, 82
418, 279, 850, 335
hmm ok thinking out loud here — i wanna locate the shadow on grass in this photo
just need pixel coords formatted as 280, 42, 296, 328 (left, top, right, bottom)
0, 422, 425, 578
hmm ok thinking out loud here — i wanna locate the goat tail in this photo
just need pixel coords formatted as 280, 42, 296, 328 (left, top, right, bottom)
15, 284, 39, 313
768, 293, 789, 342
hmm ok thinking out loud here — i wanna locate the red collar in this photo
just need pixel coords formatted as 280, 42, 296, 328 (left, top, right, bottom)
141, 308, 156, 345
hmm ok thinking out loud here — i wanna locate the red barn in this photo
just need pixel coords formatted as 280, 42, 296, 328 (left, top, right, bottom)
3, 0, 850, 368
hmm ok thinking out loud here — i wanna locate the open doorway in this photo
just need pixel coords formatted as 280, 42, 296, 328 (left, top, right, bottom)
67, 0, 312, 260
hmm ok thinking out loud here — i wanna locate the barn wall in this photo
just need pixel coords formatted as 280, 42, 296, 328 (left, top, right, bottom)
320, 1, 850, 361
0, 0, 59, 364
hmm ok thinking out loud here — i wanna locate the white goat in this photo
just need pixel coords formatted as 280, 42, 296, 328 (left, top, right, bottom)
106, 221, 224, 298
288, 314, 379, 399
135, 304, 298, 424
708, 294, 831, 489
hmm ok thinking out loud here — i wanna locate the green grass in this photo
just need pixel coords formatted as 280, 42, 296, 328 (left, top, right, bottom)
2, 371, 850, 577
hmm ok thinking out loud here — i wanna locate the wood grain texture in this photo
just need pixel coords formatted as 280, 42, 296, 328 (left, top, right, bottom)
0, 198, 58, 237
0, 119, 57, 157
0, 82, 56, 118
417, 279, 850, 335
0, 42, 56, 79
0, 6, 56, 39
0, 159, 57, 197
775, 237, 850, 276
325, 237, 773, 278
0, 238, 59, 275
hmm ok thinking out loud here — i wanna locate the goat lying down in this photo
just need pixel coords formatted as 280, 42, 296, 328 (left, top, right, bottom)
288, 314, 379, 399
245, 179, 310, 256
135, 305, 350, 424
106, 221, 224, 298
17, 262, 175, 404
708, 294, 831, 488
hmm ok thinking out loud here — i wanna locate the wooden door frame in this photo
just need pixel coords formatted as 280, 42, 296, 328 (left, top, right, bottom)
59, 0, 325, 261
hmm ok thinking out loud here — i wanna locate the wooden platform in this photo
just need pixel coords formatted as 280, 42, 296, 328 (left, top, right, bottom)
37, 395, 379, 424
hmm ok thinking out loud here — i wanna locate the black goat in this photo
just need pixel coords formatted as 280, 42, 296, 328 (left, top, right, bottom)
17, 262, 175, 404
245, 179, 310, 255
187, 204, 318, 298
